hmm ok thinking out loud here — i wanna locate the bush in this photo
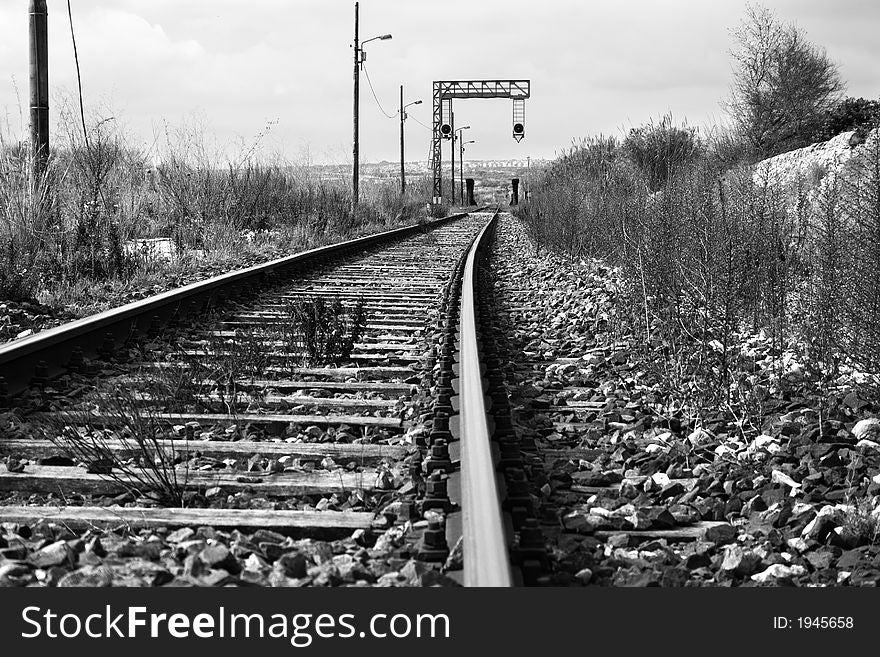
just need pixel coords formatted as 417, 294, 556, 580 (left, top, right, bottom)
0, 104, 433, 307
622, 115, 703, 191
816, 97, 880, 143
839, 134, 880, 378
428, 202, 449, 219
514, 126, 880, 413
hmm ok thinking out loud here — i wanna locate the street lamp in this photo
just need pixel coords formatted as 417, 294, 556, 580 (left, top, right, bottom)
526, 155, 530, 201
452, 125, 470, 205
352, 1, 391, 219
460, 139, 475, 205
398, 87, 422, 194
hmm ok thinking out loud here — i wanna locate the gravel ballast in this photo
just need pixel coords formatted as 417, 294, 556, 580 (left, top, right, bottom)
489, 213, 880, 587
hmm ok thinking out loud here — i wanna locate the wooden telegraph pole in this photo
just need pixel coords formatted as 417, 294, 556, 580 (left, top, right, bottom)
399, 85, 405, 193
352, 2, 360, 220
29, 0, 49, 181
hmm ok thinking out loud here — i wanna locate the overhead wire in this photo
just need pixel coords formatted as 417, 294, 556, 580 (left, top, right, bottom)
361, 63, 397, 119
408, 114, 431, 131
361, 61, 435, 175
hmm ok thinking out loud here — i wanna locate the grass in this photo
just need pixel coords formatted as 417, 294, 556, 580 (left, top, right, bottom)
0, 105, 433, 320
839, 497, 880, 545
44, 389, 189, 507
516, 122, 880, 426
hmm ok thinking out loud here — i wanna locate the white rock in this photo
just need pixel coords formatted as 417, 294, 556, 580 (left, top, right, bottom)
574, 567, 592, 584
688, 428, 713, 446
786, 538, 809, 553
857, 439, 880, 450
715, 444, 736, 457
801, 504, 855, 537
771, 470, 801, 490
650, 472, 670, 487
749, 434, 779, 452
853, 418, 880, 441
751, 564, 806, 583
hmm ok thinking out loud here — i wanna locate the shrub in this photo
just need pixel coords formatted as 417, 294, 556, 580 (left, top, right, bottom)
817, 97, 880, 143
283, 297, 366, 367
622, 115, 703, 191
0, 104, 433, 310
839, 133, 880, 379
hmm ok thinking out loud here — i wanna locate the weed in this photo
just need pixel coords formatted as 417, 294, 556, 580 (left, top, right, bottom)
516, 124, 880, 412
282, 297, 367, 368
45, 390, 189, 507
1, 101, 433, 312
839, 497, 880, 545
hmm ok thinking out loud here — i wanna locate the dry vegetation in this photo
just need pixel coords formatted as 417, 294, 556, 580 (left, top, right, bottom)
0, 104, 433, 317
518, 124, 880, 416
516, 4, 880, 422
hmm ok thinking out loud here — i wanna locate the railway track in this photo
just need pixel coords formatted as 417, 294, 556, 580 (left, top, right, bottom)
0, 208, 541, 588
0, 208, 854, 590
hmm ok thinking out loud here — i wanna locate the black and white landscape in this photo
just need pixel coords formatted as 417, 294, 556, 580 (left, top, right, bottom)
1, 1, 880, 589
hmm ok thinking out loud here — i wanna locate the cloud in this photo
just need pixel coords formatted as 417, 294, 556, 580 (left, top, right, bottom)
1, 1, 878, 163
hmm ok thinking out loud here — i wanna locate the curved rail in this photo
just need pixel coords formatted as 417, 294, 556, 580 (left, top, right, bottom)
457, 210, 512, 587
0, 211, 480, 396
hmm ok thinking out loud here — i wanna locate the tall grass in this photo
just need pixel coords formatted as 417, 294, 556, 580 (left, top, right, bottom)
517, 122, 880, 417
0, 108, 432, 310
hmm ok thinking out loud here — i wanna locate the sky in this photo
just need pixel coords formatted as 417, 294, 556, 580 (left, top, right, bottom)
1, 0, 879, 165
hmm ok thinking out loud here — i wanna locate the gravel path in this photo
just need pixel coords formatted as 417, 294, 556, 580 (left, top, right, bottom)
489, 214, 880, 587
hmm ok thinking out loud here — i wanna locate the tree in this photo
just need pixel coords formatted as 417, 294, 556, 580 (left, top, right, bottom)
727, 4, 844, 157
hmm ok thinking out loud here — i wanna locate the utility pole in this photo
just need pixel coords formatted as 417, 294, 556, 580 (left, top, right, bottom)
460, 138, 474, 203
526, 155, 530, 201
351, 5, 391, 217
452, 124, 470, 206
398, 89, 420, 195
29, 0, 49, 181
399, 85, 405, 193
450, 111, 455, 205
351, 2, 360, 220
459, 137, 464, 204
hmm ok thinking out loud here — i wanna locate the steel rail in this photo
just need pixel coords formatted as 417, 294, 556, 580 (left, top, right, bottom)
457, 209, 512, 587
0, 211, 481, 396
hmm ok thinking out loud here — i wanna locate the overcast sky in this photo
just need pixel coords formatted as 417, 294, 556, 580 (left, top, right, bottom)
1, 0, 878, 165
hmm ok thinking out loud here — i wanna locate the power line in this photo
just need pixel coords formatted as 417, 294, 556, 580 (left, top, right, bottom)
66, 0, 89, 152
362, 64, 396, 119
409, 114, 431, 131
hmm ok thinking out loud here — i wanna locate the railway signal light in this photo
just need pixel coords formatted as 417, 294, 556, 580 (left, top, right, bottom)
512, 98, 526, 142
430, 80, 530, 201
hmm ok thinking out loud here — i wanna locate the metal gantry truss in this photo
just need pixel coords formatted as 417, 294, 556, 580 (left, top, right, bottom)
431, 79, 531, 203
